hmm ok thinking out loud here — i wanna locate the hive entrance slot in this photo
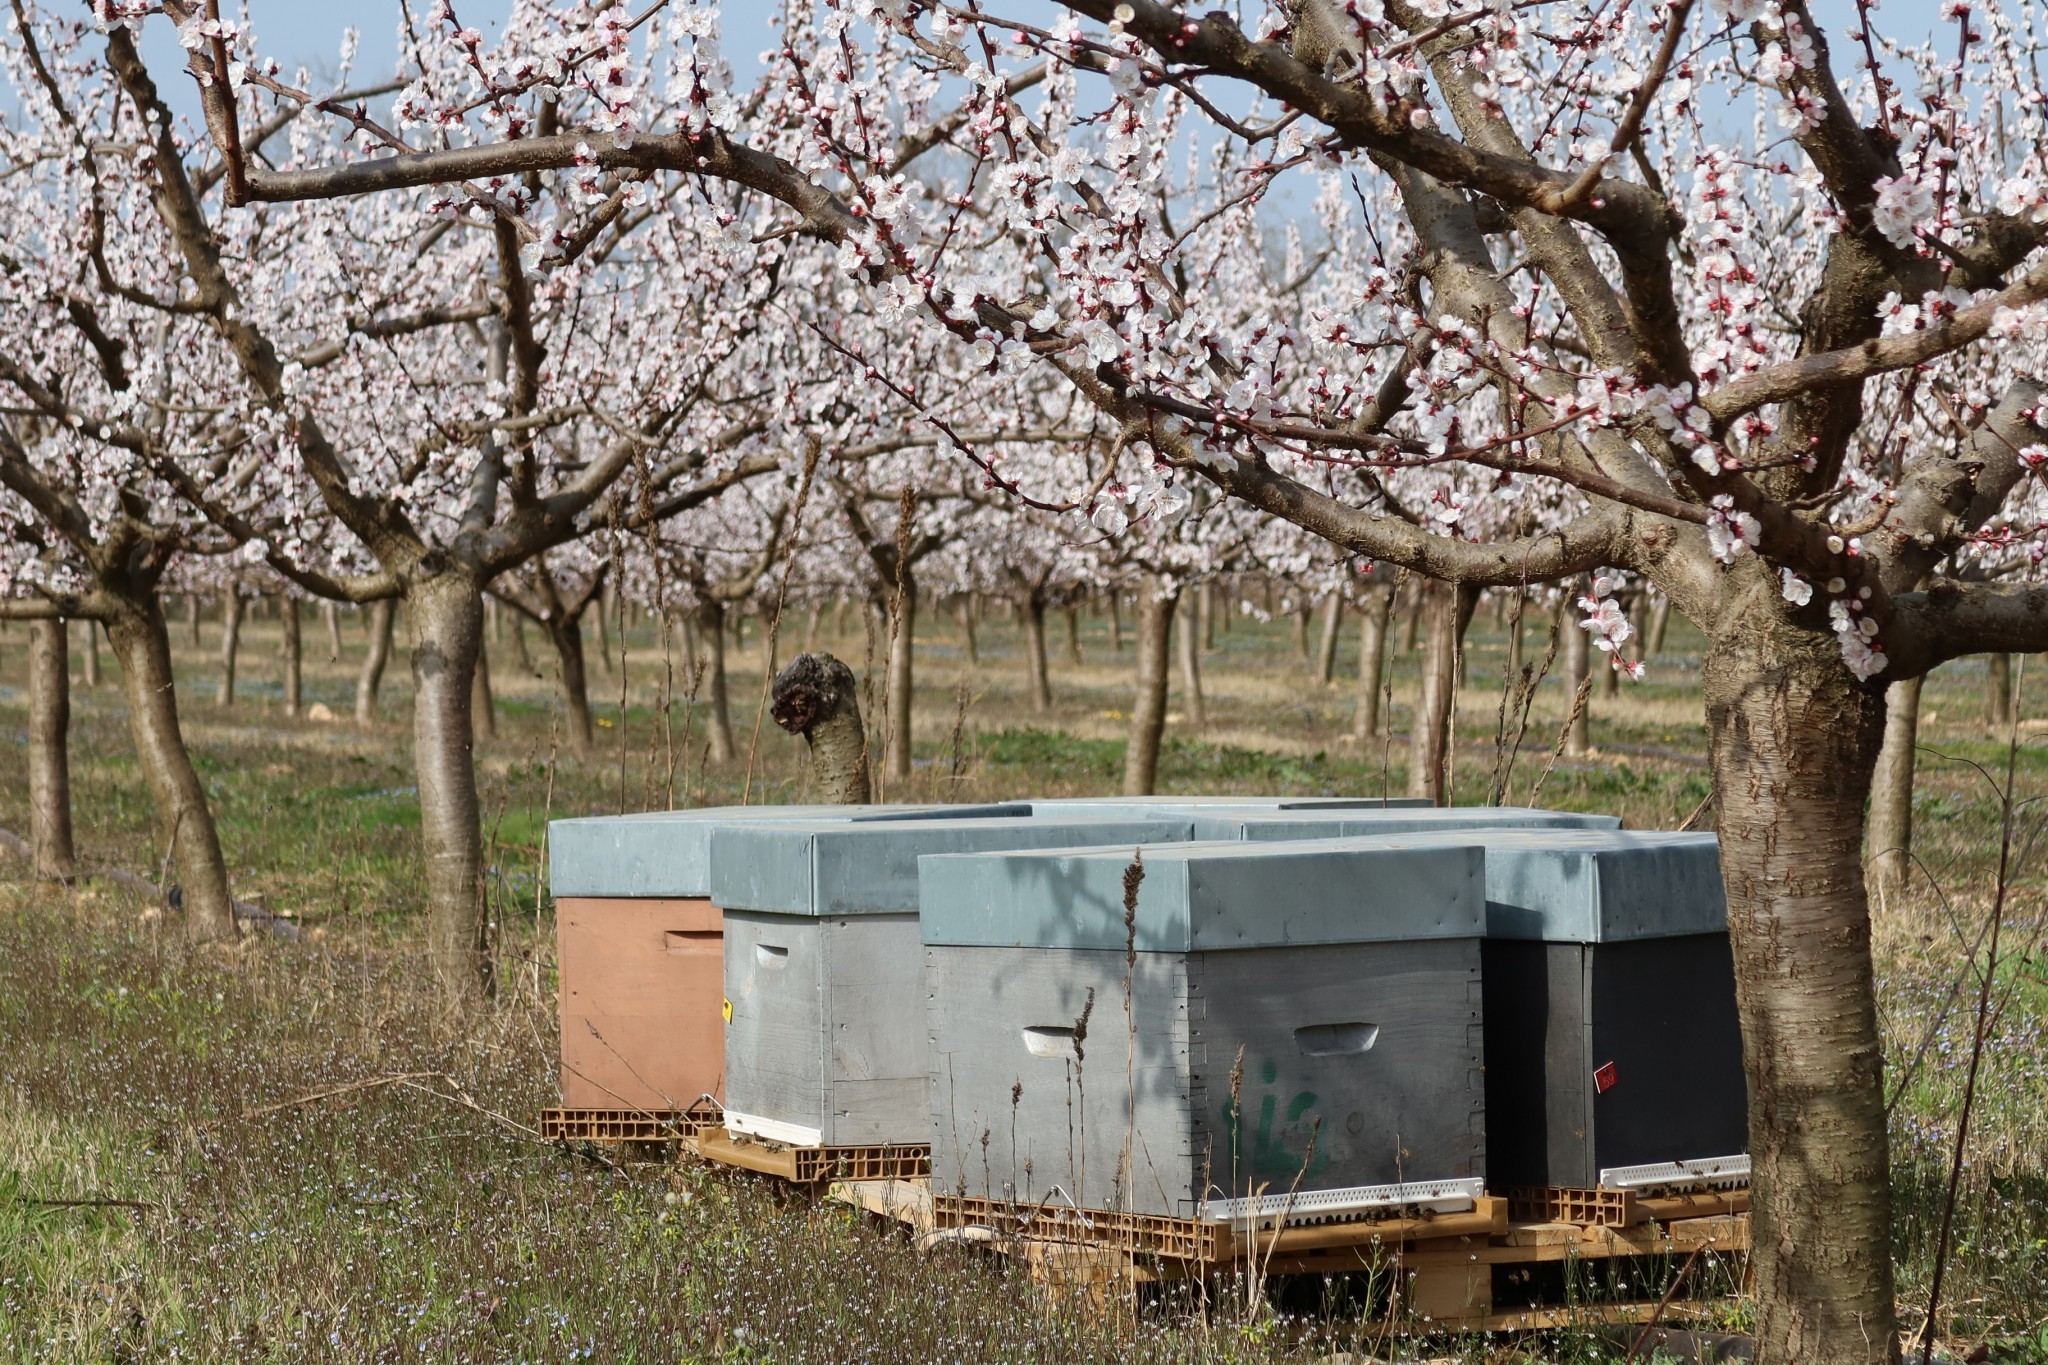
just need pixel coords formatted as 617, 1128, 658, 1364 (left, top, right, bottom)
1294, 1022, 1378, 1056
754, 943, 791, 968
1022, 1026, 1079, 1059
664, 930, 720, 953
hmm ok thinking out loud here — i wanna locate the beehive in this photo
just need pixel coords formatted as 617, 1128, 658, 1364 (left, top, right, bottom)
712, 817, 1195, 1147
918, 838, 1487, 1217
547, 803, 1025, 1111
1027, 796, 1431, 818
1190, 804, 1622, 842
1344, 829, 1746, 1189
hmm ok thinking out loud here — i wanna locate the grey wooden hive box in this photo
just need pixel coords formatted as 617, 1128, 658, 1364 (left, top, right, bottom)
548, 802, 1027, 899
1344, 829, 1746, 1190
712, 817, 1194, 1148
1028, 796, 1431, 818
1191, 805, 1621, 842
918, 839, 1487, 1217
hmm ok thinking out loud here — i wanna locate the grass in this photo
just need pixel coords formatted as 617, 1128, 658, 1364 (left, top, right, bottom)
0, 599, 2045, 1360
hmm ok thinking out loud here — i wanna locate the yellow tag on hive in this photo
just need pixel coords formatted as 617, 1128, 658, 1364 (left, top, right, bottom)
721, 997, 733, 1024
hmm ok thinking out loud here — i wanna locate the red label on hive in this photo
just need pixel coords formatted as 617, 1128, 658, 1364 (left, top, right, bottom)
1593, 1061, 1619, 1094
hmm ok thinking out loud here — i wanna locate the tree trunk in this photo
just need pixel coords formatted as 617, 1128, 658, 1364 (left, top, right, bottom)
1564, 594, 1592, 757
695, 599, 735, 762
218, 591, 243, 707
1407, 582, 1478, 804
1352, 585, 1394, 742
1400, 581, 1424, 652
279, 596, 302, 717
1064, 606, 1082, 665
771, 652, 870, 802
1121, 577, 1180, 795
1867, 674, 1922, 903
104, 595, 236, 941
1176, 589, 1206, 726
510, 612, 533, 672
472, 633, 496, 740
1985, 652, 2013, 732
1108, 592, 1124, 652
1292, 604, 1311, 661
1703, 615, 1895, 1365
1202, 580, 1219, 649
548, 614, 597, 757
82, 619, 101, 689
404, 575, 491, 1001
955, 596, 979, 664
1315, 594, 1343, 686
803, 606, 821, 653
185, 592, 201, 648
355, 599, 394, 724
1647, 594, 1673, 656
883, 581, 917, 783
1019, 594, 1052, 712
28, 619, 77, 882
323, 601, 343, 661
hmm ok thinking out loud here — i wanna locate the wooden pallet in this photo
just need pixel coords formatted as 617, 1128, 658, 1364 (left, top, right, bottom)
538, 1103, 722, 1143
1505, 1185, 1751, 1229
695, 1129, 931, 1184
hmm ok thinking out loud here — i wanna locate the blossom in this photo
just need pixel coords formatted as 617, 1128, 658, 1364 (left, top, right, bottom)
1780, 569, 1813, 605
1871, 175, 1935, 250
1706, 495, 1762, 563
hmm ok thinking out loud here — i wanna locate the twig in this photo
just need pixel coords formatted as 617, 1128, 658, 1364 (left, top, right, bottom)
232, 1071, 449, 1121
1622, 1243, 1707, 1364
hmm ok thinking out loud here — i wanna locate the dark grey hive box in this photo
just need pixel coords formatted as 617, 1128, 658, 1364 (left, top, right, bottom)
1028, 796, 1431, 819
919, 839, 1487, 1217
1343, 829, 1746, 1190
711, 817, 1193, 1148
1191, 805, 1622, 842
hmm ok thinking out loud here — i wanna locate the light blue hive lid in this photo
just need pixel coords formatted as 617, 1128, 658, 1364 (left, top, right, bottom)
1027, 796, 1431, 818
548, 802, 1028, 898
709, 817, 1197, 917
1333, 829, 1726, 942
919, 837, 1484, 952
1193, 805, 1621, 842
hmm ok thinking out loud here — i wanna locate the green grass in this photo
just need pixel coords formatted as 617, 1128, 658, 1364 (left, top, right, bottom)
0, 603, 2046, 1360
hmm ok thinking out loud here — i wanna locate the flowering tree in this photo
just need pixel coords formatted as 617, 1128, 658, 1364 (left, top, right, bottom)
131, 0, 2048, 1353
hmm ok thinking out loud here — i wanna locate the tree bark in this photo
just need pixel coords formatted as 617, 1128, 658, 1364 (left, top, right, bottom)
546, 614, 596, 756
1985, 652, 2013, 732
695, 599, 735, 762
1019, 594, 1052, 712
771, 652, 870, 802
1353, 585, 1394, 742
1064, 605, 1082, 664
1407, 581, 1478, 803
955, 596, 979, 664
1292, 604, 1312, 661
1564, 593, 1592, 758
1703, 614, 1896, 1365
185, 593, 201, 648
28, 619, 77, 883
82, 620, 101, 689
1400, 581, 1424, 652
1647, 594, 1674, 656
1108, 592, 1124, 652
1867, 674, 1923, 903
104, 595, 236, 941
472, 632, 496, 740
355, 599, 394, 724
279, 596, 302, 717
405, 575, 491, 1002
1177, 589, 1206, 725
1202, 580, 1218, 649
1121, 577, 1180, 795
1315, 593, 1344, 685
218, 590, 243, 707
323, 601, 343, 661
883, 581, 917, 782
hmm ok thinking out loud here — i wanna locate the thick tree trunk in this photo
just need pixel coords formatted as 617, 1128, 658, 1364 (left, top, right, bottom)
1108, 593, 1124, 652
695, 599, 735, 762
217, 591, 243, 707
1121, 577, 1180, 796
883, 583, 917, 782
355, 599, 394, 724
1407, 582, 1478, 804
323, 601, 343, 661
547, 615, 596, 756
28, 619, 77, 882
82, 620, 101, 689
1292, 605, 1311, 661
1176, 590, 1206, 725
1703, 616, 1895, 1365
955, 597, 979, 664
1985, 652, 2013, 732
472, 634, 497, 740
104, 595, 236, 941
1564, 595, 1592, 757
770, 652, 870, 802
405, 575, 491, 1002
1064, 606, 1082, 665
1867, 674, 1923, 902
1353, 585, 1394, 742
1019, 594, 1052, 712
1315, 594, 1343, 686
279, 596, 302, 717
